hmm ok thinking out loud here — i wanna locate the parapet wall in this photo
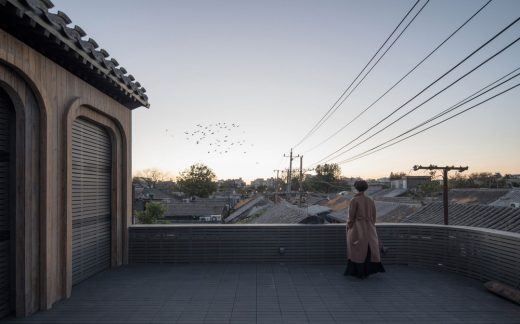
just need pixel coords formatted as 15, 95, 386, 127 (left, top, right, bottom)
129, 224, 520, 287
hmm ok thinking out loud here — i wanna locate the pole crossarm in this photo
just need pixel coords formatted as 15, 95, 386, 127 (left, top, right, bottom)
413, 164, 468, 172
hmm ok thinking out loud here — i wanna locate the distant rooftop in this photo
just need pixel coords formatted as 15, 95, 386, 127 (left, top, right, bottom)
405, 202, 520, 233
448, 188, 510, 205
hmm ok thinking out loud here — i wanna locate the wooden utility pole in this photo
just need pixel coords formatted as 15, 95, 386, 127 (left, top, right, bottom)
284, 149, 300, 193
299, 156, 303, 207
413, 164, 468, 225
273, 169, 281, 203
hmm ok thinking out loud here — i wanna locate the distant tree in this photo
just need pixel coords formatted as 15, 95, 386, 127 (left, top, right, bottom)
177, 163, 217, 198
415, 181, 442, 200
304, 164, 342, 193
449, 172, 507, 189
134, 168, 171, 188
389, 171, 407, 180
135, 201, 167, 224
277, 171, 302, 192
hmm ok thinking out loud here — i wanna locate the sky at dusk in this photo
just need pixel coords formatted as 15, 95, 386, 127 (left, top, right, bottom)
52, 0, 520, 182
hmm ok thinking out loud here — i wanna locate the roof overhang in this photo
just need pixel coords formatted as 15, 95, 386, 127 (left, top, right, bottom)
0, 0, 150, 109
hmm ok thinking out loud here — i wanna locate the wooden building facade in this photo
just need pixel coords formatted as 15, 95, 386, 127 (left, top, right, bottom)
0, 0, 149, 318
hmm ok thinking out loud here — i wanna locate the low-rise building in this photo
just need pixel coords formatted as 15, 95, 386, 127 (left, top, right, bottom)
391, 176, 431, 189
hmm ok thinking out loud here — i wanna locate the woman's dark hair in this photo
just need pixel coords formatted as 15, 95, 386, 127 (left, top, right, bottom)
354, 180, 368, 192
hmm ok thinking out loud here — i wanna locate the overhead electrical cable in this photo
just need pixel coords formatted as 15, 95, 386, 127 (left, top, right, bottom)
310, 16, 520, 167
302, 0, 492, 154
322, 33, 520, 163
292, 0, 422, 149
335, 67, 520, 164
421, 66, 520, 125
298, 0, 430, 152
336, 80, 520, 165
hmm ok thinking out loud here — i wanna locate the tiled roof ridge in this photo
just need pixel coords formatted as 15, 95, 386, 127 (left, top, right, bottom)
1, 0, 149, 109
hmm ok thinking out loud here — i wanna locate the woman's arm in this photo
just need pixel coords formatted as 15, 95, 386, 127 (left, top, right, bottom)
370, 199, 377, 224
347, 199, 357, 229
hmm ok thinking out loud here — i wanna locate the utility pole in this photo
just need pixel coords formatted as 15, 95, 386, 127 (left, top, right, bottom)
273, 169, 281, 203
413, 164, 468, 225
299, 156, 303, 207
284, 149, 300, 193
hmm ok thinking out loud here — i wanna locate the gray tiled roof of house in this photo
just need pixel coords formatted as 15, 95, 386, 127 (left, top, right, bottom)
448, 188, 510, 204
305, 205, 331, 216
327, 201, 419, 223
365, 187, 384, 197
0, 0, 149, 108
372, 188, 407, 198
305, 193, 329, 205
489, 189, 520, 207
377, 203, 421, 223
137, 188, 178, 201
165, 202, 225, 217
224, 196, 269, 223
327, 210, 347, 223
249, 201, 311, 224
404, 202, 520, 233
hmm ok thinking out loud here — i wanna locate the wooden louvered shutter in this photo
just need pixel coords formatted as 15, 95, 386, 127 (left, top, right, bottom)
0, 88, 13, 319
71, 118, 112, 285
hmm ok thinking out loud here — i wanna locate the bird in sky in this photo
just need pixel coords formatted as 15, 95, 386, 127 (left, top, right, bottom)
181, 122, 252, 155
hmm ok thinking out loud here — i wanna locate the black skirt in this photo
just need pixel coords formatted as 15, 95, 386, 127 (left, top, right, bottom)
344, 245, 385, 278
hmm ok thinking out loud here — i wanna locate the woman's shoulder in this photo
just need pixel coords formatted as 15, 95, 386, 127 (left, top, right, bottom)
357, 194, 374, 203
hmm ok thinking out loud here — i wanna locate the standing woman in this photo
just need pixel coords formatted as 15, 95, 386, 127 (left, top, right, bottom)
344, 180, 385, 278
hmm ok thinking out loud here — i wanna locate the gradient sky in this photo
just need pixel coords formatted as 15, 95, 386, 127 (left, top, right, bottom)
52, 0, 520, 182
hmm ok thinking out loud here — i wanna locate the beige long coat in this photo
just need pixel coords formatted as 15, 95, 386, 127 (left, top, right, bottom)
347, 192, 381, 263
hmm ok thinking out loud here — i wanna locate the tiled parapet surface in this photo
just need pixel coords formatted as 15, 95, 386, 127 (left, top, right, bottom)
129, 224, 520, 287
5, 264, 520, 323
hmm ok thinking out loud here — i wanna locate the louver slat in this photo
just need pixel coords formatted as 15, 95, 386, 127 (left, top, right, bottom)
71, 118, 111, 286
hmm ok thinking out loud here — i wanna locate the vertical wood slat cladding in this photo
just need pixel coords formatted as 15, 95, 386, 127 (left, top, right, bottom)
0, 88, 12, 318
1, 27, 132, 313
71, 118, 111, 286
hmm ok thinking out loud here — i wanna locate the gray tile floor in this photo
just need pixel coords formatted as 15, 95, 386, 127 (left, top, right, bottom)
5, 264, 520, 323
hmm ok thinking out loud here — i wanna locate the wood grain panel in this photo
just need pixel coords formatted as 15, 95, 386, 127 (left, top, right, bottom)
1, 25, 134, 316
0, 86, 13, 319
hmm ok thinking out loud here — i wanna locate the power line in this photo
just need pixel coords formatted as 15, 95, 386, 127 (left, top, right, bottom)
298, 0, 430, 152
324, 32, 520, 163
315, 16, 520, 165
336, 79, 520, 165
311, 16, 520, 166
337, 66, 520, 163
303, 0, 492, 154
419, 66, 520, 127
292, 0, 422, 149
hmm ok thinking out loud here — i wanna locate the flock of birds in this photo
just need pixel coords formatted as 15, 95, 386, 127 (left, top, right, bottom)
167, 122, 253, 155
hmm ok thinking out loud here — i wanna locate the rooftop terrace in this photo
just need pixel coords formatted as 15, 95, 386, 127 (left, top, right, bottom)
5, 224, 520, 323
5, 264, 520, 323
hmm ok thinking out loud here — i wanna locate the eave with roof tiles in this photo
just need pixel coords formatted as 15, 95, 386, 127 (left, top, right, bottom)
0, 0, 149, 109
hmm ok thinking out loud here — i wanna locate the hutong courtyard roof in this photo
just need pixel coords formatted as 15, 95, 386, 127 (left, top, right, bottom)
0, 0, 149, 109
